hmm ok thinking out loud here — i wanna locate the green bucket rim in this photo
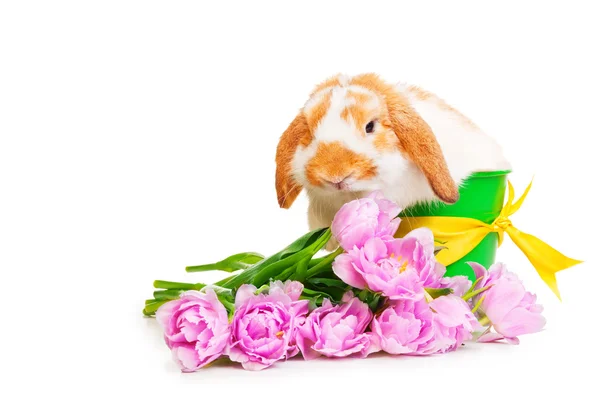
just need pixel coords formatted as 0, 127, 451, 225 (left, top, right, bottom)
467, 170, 512, 178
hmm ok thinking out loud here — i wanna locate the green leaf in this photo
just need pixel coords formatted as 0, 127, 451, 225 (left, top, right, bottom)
307, 277, 349, 289
279, 228, 328, 258
302, 287, 338, 309
301, 288, 334, 300
210, 285, 234, 297
272, 264, 297, 282
308, 296, 320, 309
357, 289, 372, 302
254, 284, 271, 294
367, 293, 382, 312
249, 229, 331, 287
304, 282, 346, 302
308, 256, 328, 268
186, 252, 264, 273
353, 289, 382, 312
216, 228, 330, 289
304, 246, 344, 279
424, 287, 454, 299
216, 291, 235, 315
294, 255, 311, 282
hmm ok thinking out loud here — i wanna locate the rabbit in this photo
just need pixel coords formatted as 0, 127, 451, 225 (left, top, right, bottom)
275, 73, 510, 250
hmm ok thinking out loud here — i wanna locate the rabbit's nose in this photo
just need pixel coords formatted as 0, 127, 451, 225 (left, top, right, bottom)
323, 174, 352, 190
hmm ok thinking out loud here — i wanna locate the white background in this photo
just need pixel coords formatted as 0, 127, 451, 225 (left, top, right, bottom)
1, 1, 598, 398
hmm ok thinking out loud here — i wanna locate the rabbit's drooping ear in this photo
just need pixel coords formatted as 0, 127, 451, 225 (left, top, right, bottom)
275, 112, 310, 208
387, 93, 459, 204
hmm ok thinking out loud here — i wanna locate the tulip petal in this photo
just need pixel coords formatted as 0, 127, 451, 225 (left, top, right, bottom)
477, 332, 505, 343
235, 284, 258, 308
405, 227, 435, 255
241, 360, 272, 371
482, 279, 526, 324
332, 253, 367, 289
363, 237, 388, 262
363, 333, 381, 356
467, 262, 488, 284
496, 307, 546, 338
172, 345, 202, 372
505, 337, 521, 345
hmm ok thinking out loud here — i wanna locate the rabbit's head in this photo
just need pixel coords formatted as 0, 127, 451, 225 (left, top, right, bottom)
275, 73, 458, 208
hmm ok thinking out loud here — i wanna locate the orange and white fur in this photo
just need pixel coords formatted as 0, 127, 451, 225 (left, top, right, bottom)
275, 74, 510, 247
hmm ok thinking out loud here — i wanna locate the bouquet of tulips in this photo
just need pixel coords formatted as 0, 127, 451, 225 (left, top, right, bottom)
144, 192, 546, 372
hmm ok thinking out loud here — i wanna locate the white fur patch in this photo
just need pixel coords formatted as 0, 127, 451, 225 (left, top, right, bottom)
399, 84, 511, 180
337, 74, 350, 86
303, 87, 331, 112
346, 85, 372, 95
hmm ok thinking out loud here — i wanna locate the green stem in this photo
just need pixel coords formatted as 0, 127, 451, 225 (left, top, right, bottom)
462, 285, 492, 302
465, 276, 484, 296
153, 280, 205, 291
185, 264, 231, 273
143, 299, 169, 316
153, 289, 184, 300
471, 295, 486, 314
478, 315, 490, 326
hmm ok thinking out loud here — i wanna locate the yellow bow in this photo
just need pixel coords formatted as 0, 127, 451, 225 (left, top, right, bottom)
396, 181, 582, 299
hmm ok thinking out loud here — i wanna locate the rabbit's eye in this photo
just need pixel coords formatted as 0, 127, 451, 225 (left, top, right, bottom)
365, 121, 375, 134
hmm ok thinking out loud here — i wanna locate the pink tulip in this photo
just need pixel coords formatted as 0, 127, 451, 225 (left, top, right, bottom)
469, 261, 518, 290
229, 282, 309, 371
331, 191, 401, 251
468, 262, 546, 344
332, 228, 444, 300
333, 237, 421, 300
477, 278, 546, 344
370, 298, 437, 355
295, 297, 373, 359
398, 228, 446, 287
438, 275, 472, 297
268, 280, 304, 302
156, 289, 230, 372
430, 295, 482, 353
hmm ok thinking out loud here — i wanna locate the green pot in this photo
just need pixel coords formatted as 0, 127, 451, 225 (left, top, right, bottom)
400, 170, 511, 281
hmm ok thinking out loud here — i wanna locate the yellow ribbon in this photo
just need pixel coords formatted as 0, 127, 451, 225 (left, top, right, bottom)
396, 181, 582, 300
